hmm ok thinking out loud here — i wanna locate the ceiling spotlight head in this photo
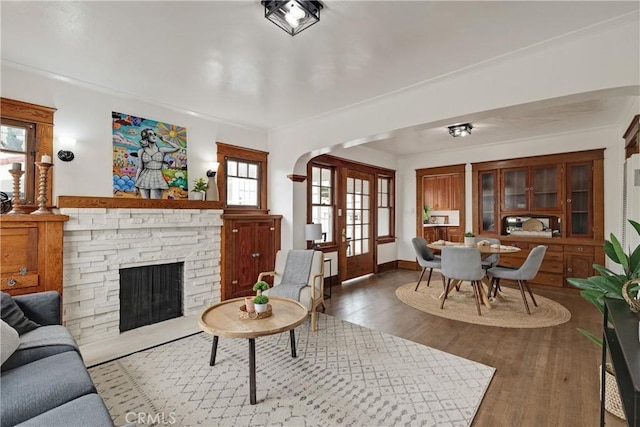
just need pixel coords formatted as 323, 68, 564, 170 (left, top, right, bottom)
448, 123, 473, 138
261, 0, 323, 36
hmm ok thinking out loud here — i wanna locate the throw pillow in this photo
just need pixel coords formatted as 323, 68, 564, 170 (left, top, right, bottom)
1, 292, 40, 335
1, 319, 20, 365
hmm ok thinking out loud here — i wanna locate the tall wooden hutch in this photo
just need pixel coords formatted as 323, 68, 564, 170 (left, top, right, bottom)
471, 149, 605, 289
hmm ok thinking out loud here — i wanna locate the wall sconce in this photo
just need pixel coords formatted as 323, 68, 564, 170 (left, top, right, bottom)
448, 123, 473, 138
205, 162, 220, 201
261, 0, 323, 36
305, 223, 323, 250
57, 136, 76, 161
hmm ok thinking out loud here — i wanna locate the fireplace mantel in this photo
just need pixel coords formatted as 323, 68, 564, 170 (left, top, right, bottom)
57, 195, 223, 210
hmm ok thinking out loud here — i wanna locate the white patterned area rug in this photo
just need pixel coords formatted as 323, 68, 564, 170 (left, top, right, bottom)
89, 313, 495, 426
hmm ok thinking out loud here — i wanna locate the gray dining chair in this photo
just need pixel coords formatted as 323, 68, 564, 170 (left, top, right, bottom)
479, 237, 501, 269
440, 246, 485, 315
411, 237, 441, 291
487, 245, 547, 314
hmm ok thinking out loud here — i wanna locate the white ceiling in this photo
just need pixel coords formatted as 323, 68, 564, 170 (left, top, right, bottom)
1, 1, 639, 155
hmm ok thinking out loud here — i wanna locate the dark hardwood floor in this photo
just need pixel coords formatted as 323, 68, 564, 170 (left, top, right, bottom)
322, 268, 624, 427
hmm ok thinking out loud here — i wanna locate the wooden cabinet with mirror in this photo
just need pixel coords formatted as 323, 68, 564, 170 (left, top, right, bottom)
472, 149, 604, 289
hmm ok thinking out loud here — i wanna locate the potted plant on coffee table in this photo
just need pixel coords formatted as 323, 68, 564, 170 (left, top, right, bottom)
252, 281, 270, 313
567, 219, 640, 420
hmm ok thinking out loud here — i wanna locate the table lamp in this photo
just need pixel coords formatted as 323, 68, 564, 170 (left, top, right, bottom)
305, 223, 323, 250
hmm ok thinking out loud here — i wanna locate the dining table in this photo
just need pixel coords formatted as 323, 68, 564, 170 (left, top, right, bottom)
427, 240, 522, 308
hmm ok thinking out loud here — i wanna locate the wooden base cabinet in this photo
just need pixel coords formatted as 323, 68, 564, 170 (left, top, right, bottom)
0, 215, 68, 297
221, 214, 281, 300
498, 238, 601, 288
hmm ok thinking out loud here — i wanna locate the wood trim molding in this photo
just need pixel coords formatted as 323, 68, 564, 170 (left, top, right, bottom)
0, 98, 56, 125
287, 174, 307, 182
57, 196, 223, 209
216, 142, 269, 212
624, 115, 639, 159
471, 149, 605, 171
311, 154, 396, 176
415, 164, 466, 176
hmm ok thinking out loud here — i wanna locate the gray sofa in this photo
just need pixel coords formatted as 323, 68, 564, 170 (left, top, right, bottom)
1, 291, 114, 427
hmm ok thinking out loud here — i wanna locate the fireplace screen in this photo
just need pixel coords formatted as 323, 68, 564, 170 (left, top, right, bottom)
119, 262, 184, 332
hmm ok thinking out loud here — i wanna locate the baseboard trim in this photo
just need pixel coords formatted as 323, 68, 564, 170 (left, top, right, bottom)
398, 260, 419, 270
377, 261, 398, 273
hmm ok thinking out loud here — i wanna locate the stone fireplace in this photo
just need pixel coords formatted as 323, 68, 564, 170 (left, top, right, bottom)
59, 205, 222, 346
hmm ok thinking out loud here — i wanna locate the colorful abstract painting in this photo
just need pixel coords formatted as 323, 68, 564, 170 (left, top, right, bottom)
112, 112, 188, 199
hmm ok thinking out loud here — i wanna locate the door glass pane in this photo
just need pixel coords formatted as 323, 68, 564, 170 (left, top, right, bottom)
346, 177, 354, 193
346, 174, 372, 257
532, 166, 558, 208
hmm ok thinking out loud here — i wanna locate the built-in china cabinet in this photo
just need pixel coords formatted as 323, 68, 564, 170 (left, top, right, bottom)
472, 149, 605, 289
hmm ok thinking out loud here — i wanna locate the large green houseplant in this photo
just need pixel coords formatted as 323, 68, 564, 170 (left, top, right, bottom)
567, 219, 640, 419
567, 219, 640, 345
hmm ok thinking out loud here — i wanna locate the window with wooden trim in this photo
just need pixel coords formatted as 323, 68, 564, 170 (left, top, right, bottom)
377, 175, 393, 238
217, 142, 268, 213
1, 119, 37, 204
310, 165, 334, 245
1, 98, 55, 210
226, 158, 260, 206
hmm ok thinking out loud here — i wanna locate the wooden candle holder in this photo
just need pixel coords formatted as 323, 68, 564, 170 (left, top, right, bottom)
7, 169, 26, 215
31, 162, 53, 215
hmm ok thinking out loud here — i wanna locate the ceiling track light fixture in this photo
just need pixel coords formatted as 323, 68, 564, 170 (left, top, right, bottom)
261, 0, 323, 36
448, 123, 473, 138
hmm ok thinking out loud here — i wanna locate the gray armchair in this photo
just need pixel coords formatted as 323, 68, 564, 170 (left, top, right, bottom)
259, 249, 324, 332
479, 237, 501, 269
487, 245, 547, 314
440, 246, 485, 315
411, 237, 441, 291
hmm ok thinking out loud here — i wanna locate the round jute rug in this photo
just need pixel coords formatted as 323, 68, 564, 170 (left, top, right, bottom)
396, 282, 571, 328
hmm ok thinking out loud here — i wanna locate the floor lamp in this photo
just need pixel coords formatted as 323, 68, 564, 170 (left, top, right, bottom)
305, 223, 323, 250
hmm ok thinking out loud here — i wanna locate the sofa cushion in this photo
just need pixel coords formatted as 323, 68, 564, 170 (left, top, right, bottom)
0, 351, 96, 427
15, 394, 113, 427
1, 292, 40, 335
1, 325, 79, 372
0, 320, 20, 365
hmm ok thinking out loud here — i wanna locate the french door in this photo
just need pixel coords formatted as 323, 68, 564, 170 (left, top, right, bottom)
342, 169, 374, 280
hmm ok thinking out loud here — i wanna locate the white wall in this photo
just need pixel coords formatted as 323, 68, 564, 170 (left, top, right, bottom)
268, 17, 640, 250
0, 64, 268, 200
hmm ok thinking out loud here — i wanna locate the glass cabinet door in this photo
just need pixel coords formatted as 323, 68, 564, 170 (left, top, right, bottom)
531, 165, 561, 210
567, 162, 592, 237
501, 168, 527, 211
479, 170, 497, 233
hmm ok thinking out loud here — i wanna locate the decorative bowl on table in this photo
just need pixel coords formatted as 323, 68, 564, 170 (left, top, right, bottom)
239, 304, 272, 319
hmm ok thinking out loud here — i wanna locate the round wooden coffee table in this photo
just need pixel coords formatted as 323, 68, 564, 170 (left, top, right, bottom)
198, 296, 308, 405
